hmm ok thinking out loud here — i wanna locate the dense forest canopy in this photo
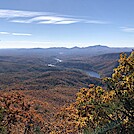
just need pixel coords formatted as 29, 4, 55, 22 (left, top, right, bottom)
54, 51, 134, 134
0, 51, 133, 134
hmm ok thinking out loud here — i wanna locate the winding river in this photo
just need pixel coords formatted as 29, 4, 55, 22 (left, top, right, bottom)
51, 58, 101, 79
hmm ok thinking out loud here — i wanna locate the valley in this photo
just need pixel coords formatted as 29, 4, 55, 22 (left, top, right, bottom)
0, 46, 132, 91
0, 46, 133, 133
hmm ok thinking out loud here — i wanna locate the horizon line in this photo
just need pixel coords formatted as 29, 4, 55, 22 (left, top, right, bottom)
0, 45, 133, 49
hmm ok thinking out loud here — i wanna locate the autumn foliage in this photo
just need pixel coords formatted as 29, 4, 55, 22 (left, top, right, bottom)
0, 91, 47, 134
0, 51, 133, 134
54, 51, 134, 134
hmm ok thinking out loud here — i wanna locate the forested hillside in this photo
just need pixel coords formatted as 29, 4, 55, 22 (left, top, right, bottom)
0, 55, 101, 90
52, 51, 134, 133
0, 51, 133, 133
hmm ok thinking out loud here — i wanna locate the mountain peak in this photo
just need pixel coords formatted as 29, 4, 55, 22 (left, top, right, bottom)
89, 45, 109, 48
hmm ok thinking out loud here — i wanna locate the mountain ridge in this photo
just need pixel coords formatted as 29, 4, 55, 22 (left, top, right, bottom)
0, 45, 133, 50
0, 45, 133, 57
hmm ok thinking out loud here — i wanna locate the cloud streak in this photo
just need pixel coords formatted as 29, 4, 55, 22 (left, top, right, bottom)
121, 27, 134, 33
12, 33, 32, 36
86, 20, 109, 24
0, 32, 10, 35
0, 31, 32, 36
0, 9, 108, 25
0, 9, 43, 18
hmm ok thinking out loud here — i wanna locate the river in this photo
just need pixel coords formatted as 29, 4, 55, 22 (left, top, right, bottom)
53, 58, 100, 78
84, 70, 100, 78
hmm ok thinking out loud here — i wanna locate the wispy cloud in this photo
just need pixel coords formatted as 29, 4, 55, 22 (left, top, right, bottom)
10, 16, 80, 25
0, 9, 42, 18
0, 31, 32, 36
25, 16, 79, 24
0, 9, 108, 25
55, 20, 78, 24
121, 27, 134, 32
12, 33, 32, 36
11, 20, 31, 23
39, 20, 78, 24
30, 16, 67, 22
38, 20, 56, 24
86, 20, 109, 24
0, 31, 10, 35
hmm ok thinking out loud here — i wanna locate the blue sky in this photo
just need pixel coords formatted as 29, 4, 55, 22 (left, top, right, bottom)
0, 0, 134, 48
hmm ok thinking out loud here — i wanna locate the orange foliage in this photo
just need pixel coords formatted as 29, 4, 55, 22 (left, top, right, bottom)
0, 90, 47, 133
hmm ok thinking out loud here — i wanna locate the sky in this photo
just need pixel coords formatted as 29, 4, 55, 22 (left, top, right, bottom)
0, 0, 134, 48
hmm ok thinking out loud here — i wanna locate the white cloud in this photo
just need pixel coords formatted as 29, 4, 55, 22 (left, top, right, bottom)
0, 31, 10, 35
38, 20, 57, 24
12, 33, 32, 36
30, 16, 66, 22
0, 9, 108, 25
10, 20, 31, 23
0, 9, 42, 18
29, 16, 79, 24
11, 16, 79, 25
121, 27, 134, 32
0, 9, 79, 25
38, 19, 78, 24
86, 20, 109, 24
54, 20, 78, 24
0, 31, 32, 36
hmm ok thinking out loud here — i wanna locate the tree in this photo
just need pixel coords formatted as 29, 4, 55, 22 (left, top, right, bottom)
55, 51, 134, 134
0, 91, 45, 134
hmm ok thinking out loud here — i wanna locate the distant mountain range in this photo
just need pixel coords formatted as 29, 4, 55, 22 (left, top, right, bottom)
0, 45, 133, 57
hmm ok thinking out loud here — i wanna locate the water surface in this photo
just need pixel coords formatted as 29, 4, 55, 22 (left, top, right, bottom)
84, 70, 100, 78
